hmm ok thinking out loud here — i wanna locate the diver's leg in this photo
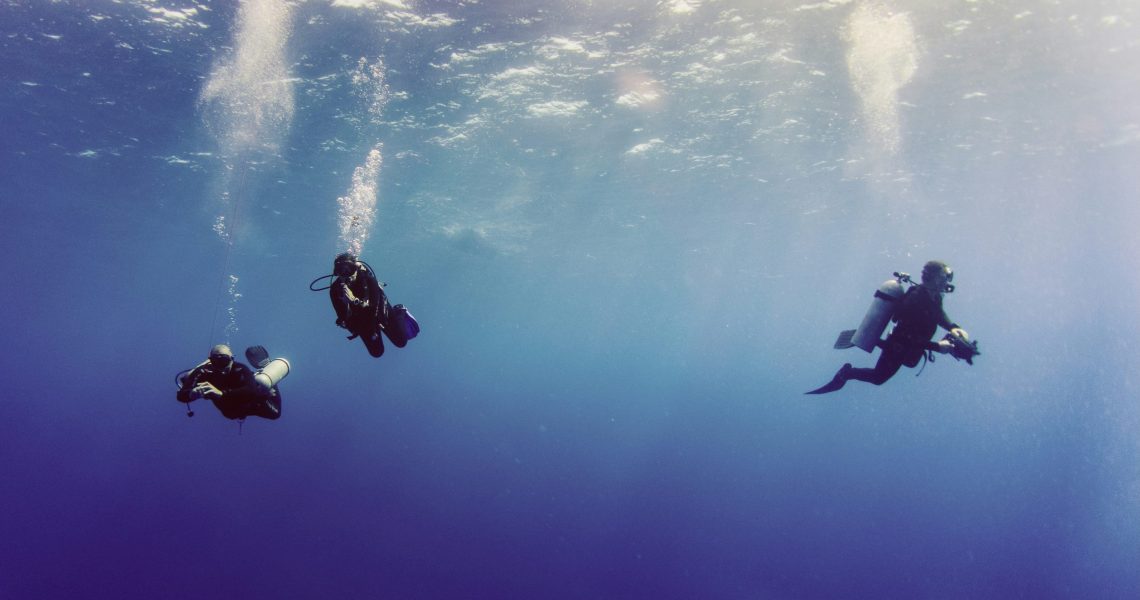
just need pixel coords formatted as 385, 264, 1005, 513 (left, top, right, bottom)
378, 295, 408, 348
362, 327, 385, 357
251, 390, 282, 420
848, 352, 902, 385
348, 315, 385, 357
382, 313, 408, 348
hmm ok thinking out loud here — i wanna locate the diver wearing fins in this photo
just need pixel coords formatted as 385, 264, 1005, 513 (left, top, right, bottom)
328, 252, 419, 358
176, 344, 287, 420
807, 260, 979, 395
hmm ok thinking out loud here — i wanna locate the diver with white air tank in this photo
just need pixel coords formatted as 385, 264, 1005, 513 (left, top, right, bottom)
176, 344, 291, 421
806, 260, 980, 394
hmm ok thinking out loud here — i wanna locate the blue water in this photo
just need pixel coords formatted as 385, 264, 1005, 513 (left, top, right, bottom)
2, 1, 1139, 598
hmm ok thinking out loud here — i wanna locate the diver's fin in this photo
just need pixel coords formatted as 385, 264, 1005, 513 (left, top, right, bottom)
245, 345, 271, 369
833, 329, 857, 349
805, 364, 852, 395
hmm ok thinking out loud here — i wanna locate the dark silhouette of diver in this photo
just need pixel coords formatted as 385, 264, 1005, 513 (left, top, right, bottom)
176, 344, 283, 420
807, 260, 977, 394
329, 252, 419, 358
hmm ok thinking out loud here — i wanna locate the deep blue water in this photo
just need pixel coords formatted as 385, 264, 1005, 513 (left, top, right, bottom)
2, 1, 1139, 598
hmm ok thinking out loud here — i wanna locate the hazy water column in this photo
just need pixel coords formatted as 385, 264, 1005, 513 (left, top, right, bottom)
197, 0, 295, 340
844, 2, 918, 157
199, 0, 295, 153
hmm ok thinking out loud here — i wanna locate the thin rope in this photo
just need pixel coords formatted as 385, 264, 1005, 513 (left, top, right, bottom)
207, 163, 250, 346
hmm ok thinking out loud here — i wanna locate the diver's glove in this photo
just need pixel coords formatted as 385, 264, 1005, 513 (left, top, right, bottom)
937, 328, 968, 353
193, 382, 223, 401
336, 318, 347, 328
941, 328, 980, 364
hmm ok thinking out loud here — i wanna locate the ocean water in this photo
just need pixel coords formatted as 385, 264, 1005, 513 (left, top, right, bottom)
2, 1, 1138, 598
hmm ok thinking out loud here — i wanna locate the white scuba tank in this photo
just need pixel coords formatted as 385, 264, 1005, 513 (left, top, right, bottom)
253, 358, 291, 394
850, 278, 906, 352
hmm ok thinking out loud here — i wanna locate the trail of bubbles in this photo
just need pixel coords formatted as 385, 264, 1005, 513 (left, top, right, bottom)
845, 3, 918, 156
338, 145, 383, 256
198, 0, 295, 157
196, 0, 294, 341
212, 215, 229, 242
332, 58, 392, 258
223, 275, 241, 343
352, 57, 390, 123
336, 57, 389, 256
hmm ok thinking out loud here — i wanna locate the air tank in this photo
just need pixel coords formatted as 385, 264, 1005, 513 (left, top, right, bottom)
253, 358, 291, 394
850, 279, 906, 352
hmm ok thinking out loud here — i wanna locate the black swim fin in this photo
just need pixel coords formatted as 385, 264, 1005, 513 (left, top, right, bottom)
833, 329, 857, 349
245, 345, 271, 369
805, 363, 852, 395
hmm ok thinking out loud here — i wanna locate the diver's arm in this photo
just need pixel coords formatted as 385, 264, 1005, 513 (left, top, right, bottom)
939, 312, 959, 332
935, 309, 965, 353
360, 265, 386, 322
335, 280, 369, 308
198, 366, 261, 400
940, 313, 966, 340
176, 368, 203, 403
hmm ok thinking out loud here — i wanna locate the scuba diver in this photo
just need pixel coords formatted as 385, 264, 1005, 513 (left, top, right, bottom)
323, 252, 419, 358
807, 260, 980, 395
176, 344, 289, 420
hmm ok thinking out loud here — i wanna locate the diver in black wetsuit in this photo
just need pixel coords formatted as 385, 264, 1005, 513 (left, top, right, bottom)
808, 261, 970, 394
176, 344, 282, 420
330, 252, 411, 358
